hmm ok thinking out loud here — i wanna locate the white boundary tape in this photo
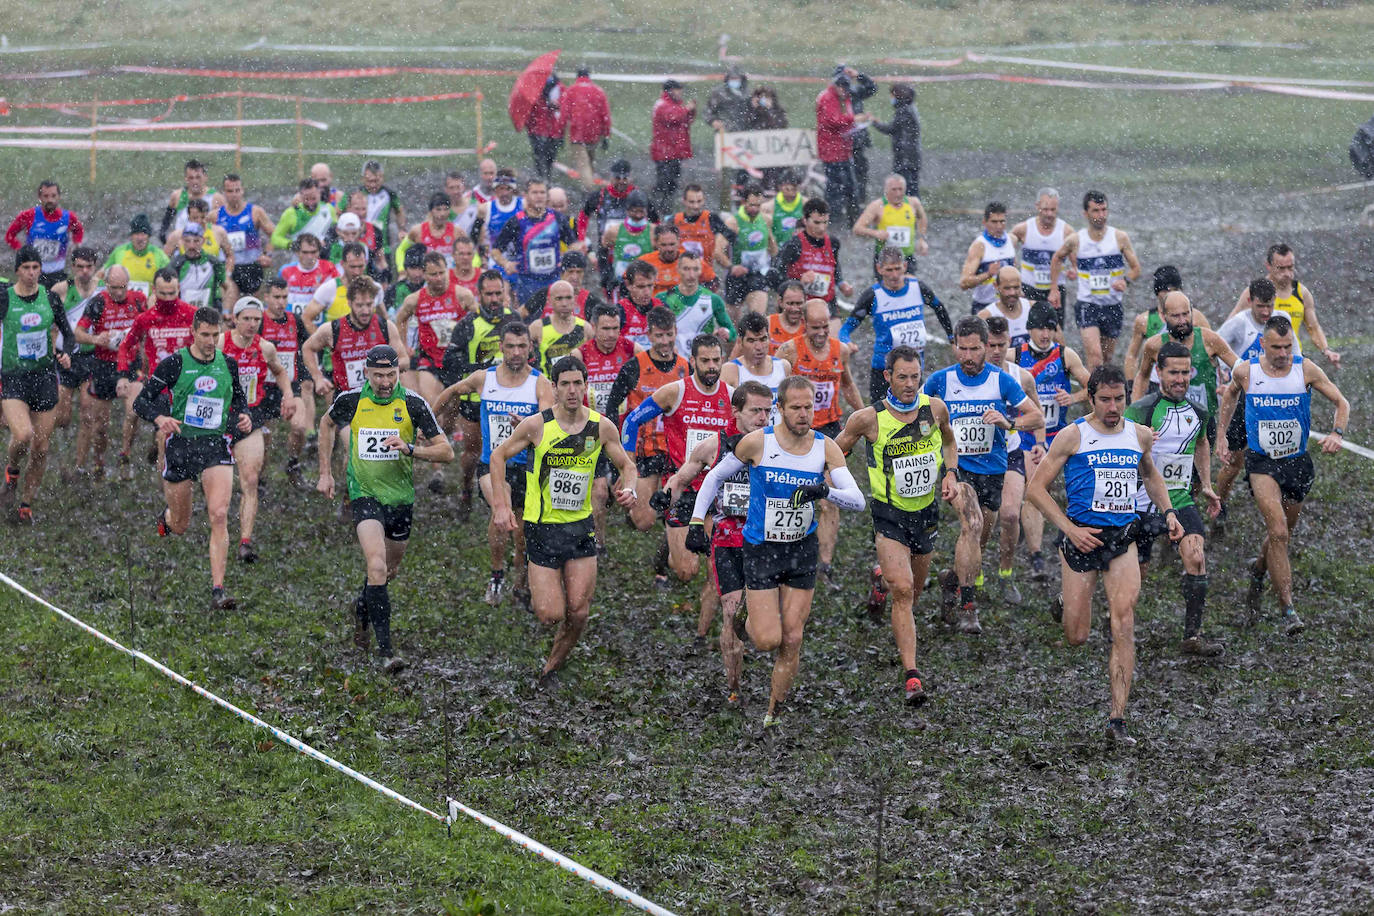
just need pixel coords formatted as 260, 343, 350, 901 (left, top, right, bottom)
0, 138, 478, 157
967, 51, 1374, 88
0, 571, 678, 916
1311, 431, 1374, 461
0, 117, 330, 135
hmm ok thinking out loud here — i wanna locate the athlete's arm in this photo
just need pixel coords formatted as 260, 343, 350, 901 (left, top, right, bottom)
766, 236, 801, 290
116, 313, 148, 374
302, 323, 333, 395
720, 361, 739, 387
958, 239, 986, 291
1010, 220, 1027, 245
710, 294, 737, 342
1025, 424, 1101, 549
404, 394, 454, 463
689, 449, 747, 524
1117, 230, 1142, 286
302, 280, 333, 330
315, 392, 354, 499
912, 197, 930, 254
1122, 312, 1149, 385
269, 209, 297, 250
383, 320, 409, 370
834, 406, 876, 456
221, 354, 252, 433
1194, 418, 1219, 515
820, 438, 865, 510
598, 416, 640, 505
1048, 233, 1077, 290
838, 360, 864, 413
931, 397, 961, 501
432, 368, 486, 418
1131, 335, 1161, 406
620, 380, 682, 448
852, 200, 883, 240
45, 292, 77, 359
491, 220, 520, 273
603, 357, 640, 419
1304, 361, 1350, 453
254, 205, 276, 238
666, 434, 721, 499
1214, 363, 1247, 466
1136, 425, 1182, 540
1203, 329, 1239, 371
921, 282, 954, 343
489, 411, 545, 529
394, 291, 419, 328
839, 288, 875, 343
1300, 288, 1339, 366
133, 352, 182, 431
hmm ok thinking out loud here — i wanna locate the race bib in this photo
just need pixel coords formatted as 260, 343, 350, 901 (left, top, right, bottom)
720, 480, 749, 516
1157, 453, 1194, 490
1257, 419, 1302, 458
812, 380, 835, 411
685, 427, 714, 458
1033, 267, 1051, 287
183, 393, 223, 430
226, 230, 247, 252
528, 247, 557, 273
1187, 383, 1207, 406
549, 467, 588, 511
286, 291, 313, 314
741, 249, 770, 273
893, 450, 939, 498
952, 415, 994, 455
1040, 400, 1060, 429
885, 225, 911, 248
129, 281, 150, 298
277, 352, 295, 379
431, 317, 457, 349
781, 216, 798, 230
184, 288, 211, 309
589, 381, 612, 412
344, 358, 366, 392
889, 320, 927, 349
33, 238, 61, 262
15, 330, 48, 360
803, 273, 831, 297
238, 367, 259, 405
1089, 273, 1112, 296
681, 240, 704, 257
763, 497, 812, 542
357, 427, 401, 461
487, 412, 515, 450
1091, 466, 1136, 514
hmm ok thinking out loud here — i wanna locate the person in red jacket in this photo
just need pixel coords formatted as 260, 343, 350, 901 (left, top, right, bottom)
524, 75, 565, 182
815, 70, 870, 229
562, 66, 612, 191
650, 79, 697, 216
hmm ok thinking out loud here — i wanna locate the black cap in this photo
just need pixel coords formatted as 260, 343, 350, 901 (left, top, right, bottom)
561, 250, 587, 269
576, 65, 590, 78
610, 158, 632, 177
365, 345, 400, 369
1027, 302, 1060, 330
662, 78, 683, 91
1152, 264, 1183, 294
130, 213, 153, 235
625, 189, 649, 209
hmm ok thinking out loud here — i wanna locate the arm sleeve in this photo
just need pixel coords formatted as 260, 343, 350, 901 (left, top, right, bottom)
619, 393, 665, 448
47, 291, 77, 354
923, 373, 941, 398
134, 353, 181, 422
408, 394, 443, 439
494, 218, 519, 254
692, 451, 745, 521
768, 237, 800, 289
825, 466, 866, 510
159, 206, 176, 243
327, 391, 361, 426
5, 210, 32, 250
269, 210, 296, 249
840, 288, 875, 343
709, 212, 737, 246
116, 314, 144, 372
604, 358, 640, 420
922, 281, 953, 341
831, 236, 844, 287
712, 295, 737, 340
68, 212, 84, 244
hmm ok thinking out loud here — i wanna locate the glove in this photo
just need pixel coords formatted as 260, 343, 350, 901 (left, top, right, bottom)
601, 137, 610, 152
790, 483, 829, 508
685, 523, 711, 554
649, 489, 673, 512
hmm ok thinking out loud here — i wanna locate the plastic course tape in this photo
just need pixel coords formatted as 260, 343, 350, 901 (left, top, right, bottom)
1310, 431, 1374, 461
0, 571, 678, 916
0, 138, 483, 157
0, 117, 329, 134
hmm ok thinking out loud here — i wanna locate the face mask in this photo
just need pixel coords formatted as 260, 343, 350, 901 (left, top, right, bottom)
727, 79, 742, 91
548, 85, 562, 105
757, 97, 772, 109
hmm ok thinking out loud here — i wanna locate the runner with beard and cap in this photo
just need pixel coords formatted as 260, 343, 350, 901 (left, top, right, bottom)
1025, 364, 1183, 747
1131, 292, 1238, 426
769, 198, 854, 321
585, 161, 659, 283
1215, 315, 1349, 635
158, 159, 217, 243
836, 345, 960, 707
599, 189, 656, 291
1125, 340, 1223, 657
667, 184, 732, 292
1049, 190, 1141, 370
1212, 278, 1276, 536
1122, 265, 1210, 398
768, 280, 807, 355
319, 344, 453, 670
271, 179, 338, 252
959, 202, 1016, 314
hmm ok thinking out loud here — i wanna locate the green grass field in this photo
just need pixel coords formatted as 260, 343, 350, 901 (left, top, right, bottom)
3, 3, 1374, 913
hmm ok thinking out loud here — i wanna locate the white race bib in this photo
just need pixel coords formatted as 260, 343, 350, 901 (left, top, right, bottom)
183, 393, 223, 430
487, 412, 515, 450
685, 427, 714, 458
763, 496, 812, 543
16, 329, 48, 360
885, 225, 911, 248
227, 230, 247, 252
893, 450, 939, 498
1040, 400, 1060, 429
1186, 383, 1207, 406
952, 415, 994, 455
184, 288, 211, 309
1157, 452, 1194, 491
33, 238, 62, 262
357, 427, 401, 461
812, 380, 835, 412
1033, 267, 1051, 287
889, 319, 927, 349
286, 291, 313, 313
238, 367, 259, 405
1257, 419, 1302, 459
1089, 273, 1112, 296
549, 467, 588, 511
277, 351, 296, 379
129, 281, 150, 298
344, 358, 366, 392
803, 273, 830, 297
528, 247, 557, 273
720, 480, 749, 516
741, 249, 770, 273
681, 240, 704, 257
588, 381, 612, 413
1090, 466, 1136, 514
431, 317, 457, 349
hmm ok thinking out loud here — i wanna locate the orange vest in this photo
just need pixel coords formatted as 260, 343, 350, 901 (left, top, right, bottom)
628, 350, 688, 456
768, 313, 804, 356
793, 335, 845, 427
637, 252, 681, 298
669, 211, 718, 283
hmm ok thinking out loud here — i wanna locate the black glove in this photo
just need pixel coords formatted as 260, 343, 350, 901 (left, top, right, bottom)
601, 137, 610, 152
685, 523, 711, 554
649, 489, 673, 512
790, 483, 829, 508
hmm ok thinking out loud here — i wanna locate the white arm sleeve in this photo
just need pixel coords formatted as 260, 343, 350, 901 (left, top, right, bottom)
825, 467, 866, 511
692, 451, 746, 521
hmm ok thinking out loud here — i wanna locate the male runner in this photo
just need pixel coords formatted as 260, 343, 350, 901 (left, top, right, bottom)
1212, 277, 1275, 531
0, 247, 77, 522
304, 277, 407, 402
759, 170, 806, 249
959, 202, 1016, 314
164, 198, 234, 279
636, 224, 686, 298
436, 322, 552, 607
840, 246, 952, 403
303, 243, 380, 329
924, 316, 1044, 632
6, 180, 84, 287
598, 189, 656, 290
529, 281, 591, 375
1131, 291, 1237, 421
667, 184, 732, 290
221, 297, 297, 561
493, 179, 582, 307
852, 173, 929, 275
217, 173, 275, 304
257, 278, 312, 487
767, 281, 807, 355
1227, 243, 1340, 368
978, 266, 1031, 348
1011, 187, 1072, 322
836, 346, 961, 705
1121, 265, 1207, 391
578, 304, 639, 550
614, 260, 659, 351
167, 222, 225, 311
657, 250, 736, 359
1215, 315, 1348, 634
159, 160, 217, 242
103, 215, 170, 298
489, 355, 639, 687
278, 233, 337, 317
770, 199, 854, 320
1050, 190, 1141, 369
724, 184, 778, 316
722, 311, 790, 418
117, 267, 197, 472
50, 246, 100, 447
271, 178, 337, 251
394, 250, 464, 409
471, 158, 498, 206
1025, 364, 1182, 745
136, 307, 252, 610
404, 193, 459, 269
318, 345, 453, 668
1126, 340, 1223, 656
354, 159, 406, 262
73, 266, 145, 477
688, 375, 866, 728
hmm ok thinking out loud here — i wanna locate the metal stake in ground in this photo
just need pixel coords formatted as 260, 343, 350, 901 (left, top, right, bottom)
443, 675, 452, 838
126, 542, 136, 673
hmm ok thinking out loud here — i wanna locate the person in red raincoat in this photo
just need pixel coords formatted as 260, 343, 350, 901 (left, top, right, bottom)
562, 67, 612, 191
650, 79, 696, 215
524, 75, 565, 182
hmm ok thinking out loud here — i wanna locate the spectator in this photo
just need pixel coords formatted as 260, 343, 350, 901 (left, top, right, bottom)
650, 79, 697, 215
815, 70, 869, 228
872, 82, 923, 197
706, 65, 753, 133
842, 65, 878, 217
562, 66, 612, 191
525, 75, 565, 181
748, 86, 789, 191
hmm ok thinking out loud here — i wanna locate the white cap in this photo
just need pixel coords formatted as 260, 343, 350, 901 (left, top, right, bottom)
336, 213, 362, 232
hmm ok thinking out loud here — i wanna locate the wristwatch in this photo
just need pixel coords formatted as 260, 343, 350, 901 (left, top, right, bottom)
406, 442, 416, 456
1333, 426, 1345, 436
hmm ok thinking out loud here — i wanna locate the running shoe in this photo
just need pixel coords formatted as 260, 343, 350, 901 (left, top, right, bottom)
956, 604, 983, 635
998, 573, 1022, 606
238, 540, 258, 564
1105, 718, 1137, 746
864, 565, 888, 621
1244, 558, 1265, 620
16, 504, 33, 525
732, 607, 748, 642
535, 669, 559, 692
155, 508, 169, 538
382, 654, 408, 674
427, 472, 446, 495
210, 587, 238, 611
1209, 503, 1229, 541
1282, 608, 1305, 636
762, 711, 782, 730
904, 670, 927, 707
3, 466, 18, 487
484, 576, 505, 606
1180, 634, 1224, 657
1029, 552, 1047, 581
285, 459, 305, 490
512, 586, 532, 612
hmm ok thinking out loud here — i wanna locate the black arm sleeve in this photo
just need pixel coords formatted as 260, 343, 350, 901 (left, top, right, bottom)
581, 191, 601, 218
442, 319, 476, 380
709, 212, 737, 246
494, 218, 519, 256
46, 290, 77, 354
849, 287, 876, 324
922, 281, 954, 340
327, 391, 362, 427
830, 235, 844, 288
134, 352, 183, 422
768, 237, 801, 290
604, 358, 640, 418
159, 206, 176, 243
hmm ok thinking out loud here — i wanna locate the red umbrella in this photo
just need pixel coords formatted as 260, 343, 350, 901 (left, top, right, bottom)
508, 49, 560, 130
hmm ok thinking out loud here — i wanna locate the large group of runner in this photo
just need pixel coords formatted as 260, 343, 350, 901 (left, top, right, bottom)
1, 137, 1351, 745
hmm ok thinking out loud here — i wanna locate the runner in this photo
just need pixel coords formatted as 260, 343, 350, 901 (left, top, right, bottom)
164, 198, 234, 279
482, 169, 523, 263
450, 235, 483, 300
667, 184, 732, 291
657, 250, 736, 359
1049, 190, 1141, 369
329, 211, 385, 279
404, 193, 459, 268
923, 315, 1044, 633
775, 299, 865, 584
1130, 292, 1238, 422
578, 304, 639, 549
759, 170, 806, 249
216, 173, 275, 304
1125, 340, 1223, 656
0, 247, 78, 522
529, 281, 591, 375
724, 184, 778, 316
1212, 277, 1275, 533
662, 380, 773, 701
303, 243, 380, 329
279, 233, 338, 318
1011, 187, 1072, 324
116, 267, 197, 473
442, 270, 519, 516
1012, 303, 1090, 580
471, 158, 498, 206
1215, 315, 1349, 634
257, 278, 312, 488
636, 224, 686, 298
616, 259, 660, 349
136, 306, 252, 610
622, 334, 735, 587
958, 202, 1017, 314
488, 355, 639, 687
851, 173, 929, 275
270, 178, 338, 252
836, 345, 961, 705
353, 160, 406, 265
1227, 243, 1340, 368
220, 297, 298, 561
584, 161, 657, 289
840, 246, 952, 403
435, 322, 552, 608
318, 345, 453, 668
767, 281, 807, 355
688, 375, 866, 728
770, 199, 854, 321
1121, 265, 1207, 392
5, 180, 84, 287
393, 250, 465, 412
73, 265, 146, 477
159, 159, 216, 242
598, 190, 656, 290
50, 246, 100, 449
1025, 364, 1183, 746
493, 179, 582, 307
167, 222, 225, 312
303, 277, 407, 402
722, 311, 790, 419
102, 214, 170, 299
977, 266, 1032, 348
